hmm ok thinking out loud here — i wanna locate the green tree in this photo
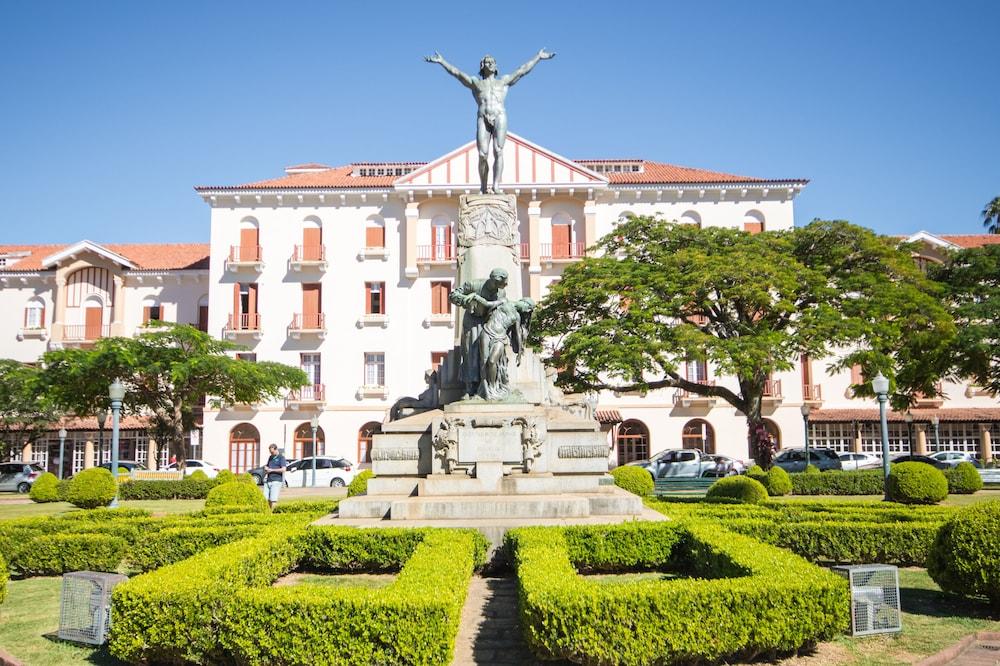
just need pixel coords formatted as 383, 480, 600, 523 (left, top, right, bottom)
41, 323, 307, 465
0, 360, 61, 459
982, 196, 1000, 234
932, 244, 1000, 393
531, 218, 954, 466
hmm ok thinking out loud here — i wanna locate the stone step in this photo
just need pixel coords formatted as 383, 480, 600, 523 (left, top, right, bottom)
417, 473, 612, 497
390, 494, 593, 520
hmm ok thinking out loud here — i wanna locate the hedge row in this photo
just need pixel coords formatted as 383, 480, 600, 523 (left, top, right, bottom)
647, 497, 953, 524
116, 478, 221, 500
789, 469, 885, 495
507, 522, 848, 665
110, 526, 485, 665
0, 553, 7, 605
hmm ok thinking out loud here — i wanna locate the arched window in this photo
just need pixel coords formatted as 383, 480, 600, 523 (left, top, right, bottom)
141, 297, 162, 325
197, 294, 209, 332
743, 210, 765, 234
431, 215, 452, 260
763, 419, 781, 448
358, 421, 382, 465
82, 295, 105, 340
682, 419, 715, 454
301, 216, 323, 260
551, 212, 576, 258
238, 217, 261, 261
616, 419, 649, 466
292, 422, 326, 459
23, 298, 45, 330
365, 215, 385, 249
679, 210, 702, 228
616, 211, 634, 226
229, 423, 260, 473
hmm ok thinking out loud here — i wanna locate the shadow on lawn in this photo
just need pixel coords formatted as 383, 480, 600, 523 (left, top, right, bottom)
899, 584, 997, 622
42, 632, 123, 665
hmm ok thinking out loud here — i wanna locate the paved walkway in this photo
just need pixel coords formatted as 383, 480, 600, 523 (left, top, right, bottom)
917, 632, 1000, 666
452, 576, 570, 666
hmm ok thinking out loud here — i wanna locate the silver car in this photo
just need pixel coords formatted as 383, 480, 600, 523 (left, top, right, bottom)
0, 461, 44, 493
838, 452, 883, 471
929, 451, 983, 468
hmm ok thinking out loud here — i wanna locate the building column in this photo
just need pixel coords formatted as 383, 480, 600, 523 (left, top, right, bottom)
914, 424, 928, 456
52, 277, 67, 341
84, 440, 94, 469
852, 423, 863, 453
979, 424, 993, 463
110, 275, 125, 336
584, 199, 597, 255
528, 200, 542, 300
21, 441, 32, 463
148, 438, 158, 470
404, 202, 419, 279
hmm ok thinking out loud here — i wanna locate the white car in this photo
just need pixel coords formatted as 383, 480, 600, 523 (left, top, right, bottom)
165, 459, 222, 478
283, 456, 357, 488
838, 452, 883, 471
929, 451, 983, 468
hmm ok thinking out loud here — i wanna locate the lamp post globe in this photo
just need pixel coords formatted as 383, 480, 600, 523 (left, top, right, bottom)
309, 414, 319, 487
57, 428, 68, 479
871, 372, 891, 501
108, 380, 126, 508
96, 409, 108, 467
931, 415, 941, 451
800, 403, 812, 465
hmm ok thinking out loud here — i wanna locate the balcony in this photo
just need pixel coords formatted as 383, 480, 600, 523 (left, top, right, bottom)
417, 244, 456, 268
672, 380, 718, 408
286, 384, 326, 410
802, 383, 823, 406
225, 313, 262, 340
762, 378, 783, 407
63, 324, 109, 343
358, 244, 390, 261
226, 245, 264, 272
520, 243, 529, 263
16, 326, 48, 342
288, 313, 326, 339
541, 242, 585, 264
914, 384, 945, 408
290, 245, 327, 271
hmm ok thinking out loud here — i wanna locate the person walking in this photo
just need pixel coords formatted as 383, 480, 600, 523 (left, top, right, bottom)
262, 444, 287, 509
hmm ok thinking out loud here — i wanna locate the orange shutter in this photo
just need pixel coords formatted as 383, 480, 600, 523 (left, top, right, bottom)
142, 306, 151, 324
198, 305, 209, 332
850, 364, 863, 385
366, 226, 385, 248
552, 224, 571, 258
303, 227, 322, 260
85, 307, 102, 340
431, 351, 447, 371
240, 228, 259, 260
444, 225, 452, 253
801, 354, 812, 386
233, 283, 241, 318
303, 284, 321, 324
379, 282, 386, 314
40, 306, 45, 327
365, 283, 372, 314
744, 222, 763, 234
248, 284, 258, 315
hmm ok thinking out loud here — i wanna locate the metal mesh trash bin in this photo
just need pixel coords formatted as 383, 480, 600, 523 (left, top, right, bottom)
58, 571, 128, 645
832, 564, 901, 636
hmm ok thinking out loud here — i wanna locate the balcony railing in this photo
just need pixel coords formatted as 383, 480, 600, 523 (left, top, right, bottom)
802, 384, 823, 402
227, 245, 263, 270
63, 324, 109, 341
762, 379, 783, 399
288, 313, 326, 337
226, 313, 261, 335
290, 245, 326, 269
541, 242, 585, 261
286, 384, 326, 408
417, 244, 456, 262
520, 243, 529, 262
672, 379, 717, 406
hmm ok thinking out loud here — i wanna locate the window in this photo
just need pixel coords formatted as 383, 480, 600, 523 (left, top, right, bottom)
236, 353, 257, 362
431, 281, 451, 315
743, 210, 765, 234
366, 217, 385, 248
301, 353, 321, 385
686, 360, 709, 383
682, 419, 715, 454
358, 421, 382, 464
23, 300, 45, 329
431, 216, 452, 260
808, 422, 854, 453
364, 352, 385, 387
616, 419, 649, 466
293, 422, 325, 458
229, 423, 260, 474
302, 283, 322, 329
366, 282, 386, 315
233, 283, 259, 329
142, 303, 162, 325
431, 351, 448, 372
302, 218, 323, 261
197, 295, 209, 332
850, 364, 864, 387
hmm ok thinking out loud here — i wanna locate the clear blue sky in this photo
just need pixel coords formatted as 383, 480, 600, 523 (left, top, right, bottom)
1, 0, 997, 244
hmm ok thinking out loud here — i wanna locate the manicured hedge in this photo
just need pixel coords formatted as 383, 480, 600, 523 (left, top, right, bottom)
945, 462, 984, 494
888, 462, 949, 504
117, 478, 219, 500
611, 465, 654, 496
789, 469, 885, 495
928, 500, 1000, 609
273, 499, 340, 515
706, 476, 769, 503
8, 533, 127, 577
766, 466, 792, 496
347, 469, 374, 497
29, 472, 60, 502
0, 553, 7, 605
507, 522, 848, 665
65, 467, 117, 509
110, 526, 485, 665
205, 481, 269, 513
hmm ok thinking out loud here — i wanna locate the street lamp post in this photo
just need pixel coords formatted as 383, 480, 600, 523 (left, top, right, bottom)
931, 415, 941, 452
904, 412, 914, 455
57, 428, 67, 479
108, 380, 126, 508
96, 409, 108, 467
800, 403, 812, 466
309, 414, 319, 488
872, 372, 892, 501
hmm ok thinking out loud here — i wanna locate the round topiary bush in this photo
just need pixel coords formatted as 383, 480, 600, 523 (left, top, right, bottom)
610, 465, 654, 497
188, 469, 209, 481
805, 464, 821, 475
205, 481, 269, 513
29, 472, 60, 503
765, 466, 792, 496
706, 476, 769, 504
65, 468, 117, 509
215, 469, 235, 484
235, 472, 256, 484
928, 500, 1000, 609
946, 462, 984, 495
347, 470, 375, 497
887, 461, 949, 504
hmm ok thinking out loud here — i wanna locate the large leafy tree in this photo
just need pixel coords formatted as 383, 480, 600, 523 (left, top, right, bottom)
931, 244, 1000, 393
982, 196, 1000, 234
531, 218, 955, 465
0, 360, 61, 459
41, 323, 307, 465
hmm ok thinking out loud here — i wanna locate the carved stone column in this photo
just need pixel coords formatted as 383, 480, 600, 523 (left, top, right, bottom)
527, 200, 541, 274
110, 275, 125, 336
584, 199, 597, 255
979, 424, 993, 462
22, 441, 32, 463
404, 202, 419, 279
52, 277, 67, 342
84, 440, 94, 469
852, 423, 863, 453
914, 423, 928, 455
148, 438, 158, 470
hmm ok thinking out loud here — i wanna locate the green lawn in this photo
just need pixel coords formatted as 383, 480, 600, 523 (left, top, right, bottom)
0, 577, 123, 666
0, 499, 206, 520
273, 572, 396, 590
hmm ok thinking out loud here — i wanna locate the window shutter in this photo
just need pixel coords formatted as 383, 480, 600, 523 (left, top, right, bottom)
198, 305, 209, 332
744, 222, 763, 234
366, 226, 384, 248
379, 282, 386, 314
240, 227, 259, 260
23, 307, 27, 327
850, 364, 863, 385
365, 283, 372, 315
233, 283, 241, 317
142, 306, 151, 324
248, 284, 258, 315
39, 306, 45, 328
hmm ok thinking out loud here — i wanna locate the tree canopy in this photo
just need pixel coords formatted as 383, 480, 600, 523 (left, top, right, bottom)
41, 323, 307, 463
0, 360, 61, 459
531, 217, 955, 464
932, 244, 1000, 394
982, 196, 1000, 234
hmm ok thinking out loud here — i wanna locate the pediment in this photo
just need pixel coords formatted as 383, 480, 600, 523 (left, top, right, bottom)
395, 133, 608, 191
41, 240, 136, 269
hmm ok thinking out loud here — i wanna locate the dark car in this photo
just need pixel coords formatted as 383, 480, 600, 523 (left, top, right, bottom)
890, 454, 950, 470
97, 460, 148, 474
772, 448, 843, 473
248, 459, 299, 485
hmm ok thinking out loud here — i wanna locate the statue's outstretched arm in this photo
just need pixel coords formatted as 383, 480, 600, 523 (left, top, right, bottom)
424, 52, 475, 88
507, 48, 556, 86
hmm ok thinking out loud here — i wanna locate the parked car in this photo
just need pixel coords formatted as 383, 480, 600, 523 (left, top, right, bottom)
701, 454, 747, 477
772, 448, 843, 473
284, 457, 357, 488
248, 459, 299, 485
97, 460, 148, 474
0, 461, 44, 493
627, 449, 720, 479
164, 459, 223, 478
928, 451, 983, 468
838, 452, 883, 471
890, 454, 950, 470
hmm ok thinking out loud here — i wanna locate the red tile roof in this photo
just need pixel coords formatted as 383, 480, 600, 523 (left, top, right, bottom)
197, 159, 805, 191
58, 415, 151, 431
939, 235, 1000, 248
810, 408, 1000, 423
595, 409, 623, 425
0, 243, 209, 272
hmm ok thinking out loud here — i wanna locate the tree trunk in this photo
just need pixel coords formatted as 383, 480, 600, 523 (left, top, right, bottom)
743, 389, 777, 468
172, 404, 188, 467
